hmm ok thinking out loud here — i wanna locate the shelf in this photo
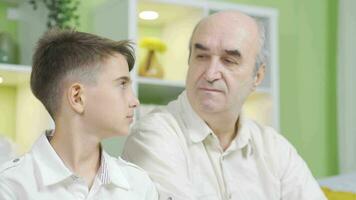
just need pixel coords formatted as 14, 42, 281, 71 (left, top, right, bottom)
137, 77, 185, 87
137, 77, 185, 105
0, 63, 31, 86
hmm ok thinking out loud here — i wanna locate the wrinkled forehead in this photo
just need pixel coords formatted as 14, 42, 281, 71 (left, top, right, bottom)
191, 15, 260, 53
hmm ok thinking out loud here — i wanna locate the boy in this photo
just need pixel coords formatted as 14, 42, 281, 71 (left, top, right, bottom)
0, 29, 157, 199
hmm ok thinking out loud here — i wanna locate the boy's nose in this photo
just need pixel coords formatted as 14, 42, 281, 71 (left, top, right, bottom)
130, 96, 140, 108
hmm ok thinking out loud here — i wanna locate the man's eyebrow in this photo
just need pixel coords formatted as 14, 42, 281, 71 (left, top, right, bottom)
114, 76, 131, 82
225, 49, 241, 58
194, 43, 241, 58
194, 43, 210, 51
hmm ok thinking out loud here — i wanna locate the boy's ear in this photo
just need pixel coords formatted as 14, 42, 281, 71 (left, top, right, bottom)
67, 83, 85, 114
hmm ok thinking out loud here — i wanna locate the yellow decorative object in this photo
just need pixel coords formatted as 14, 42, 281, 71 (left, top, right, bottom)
322, 187, 356, 200
138, 37, 167, 78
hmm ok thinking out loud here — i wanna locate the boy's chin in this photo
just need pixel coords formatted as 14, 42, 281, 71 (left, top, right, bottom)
113, 129, 129, 136
102, 128, 129, 138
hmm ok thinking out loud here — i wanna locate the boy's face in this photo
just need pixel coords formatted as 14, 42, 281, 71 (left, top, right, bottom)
84, 53, 139, 138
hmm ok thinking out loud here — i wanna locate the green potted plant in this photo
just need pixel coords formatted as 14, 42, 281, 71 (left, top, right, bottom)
28, 0, 80, 29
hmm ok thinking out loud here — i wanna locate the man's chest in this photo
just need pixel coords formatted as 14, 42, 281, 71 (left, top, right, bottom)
187, 145, 281, 200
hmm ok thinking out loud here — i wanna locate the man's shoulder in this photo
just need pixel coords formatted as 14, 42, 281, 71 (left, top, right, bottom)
136, 106, 177, 126
246, 119, 291, 149
132, 106, 182, 136
247, 119, 299, 177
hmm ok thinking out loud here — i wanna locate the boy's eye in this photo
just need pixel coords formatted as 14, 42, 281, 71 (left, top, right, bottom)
120, 81, 128, 88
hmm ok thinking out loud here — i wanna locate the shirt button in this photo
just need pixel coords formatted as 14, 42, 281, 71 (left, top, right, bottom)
72, 175, 79, 181
12, 158, 20, 163
167, 197, 173, 200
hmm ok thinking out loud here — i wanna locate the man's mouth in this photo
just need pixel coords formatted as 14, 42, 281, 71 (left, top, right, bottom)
198, 87, 223, 93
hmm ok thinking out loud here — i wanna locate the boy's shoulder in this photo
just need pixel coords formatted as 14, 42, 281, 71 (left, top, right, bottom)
111, 155, 152, 180
0, 154, 33, 181
114, 156, 148, 176
0, 155, 25, 174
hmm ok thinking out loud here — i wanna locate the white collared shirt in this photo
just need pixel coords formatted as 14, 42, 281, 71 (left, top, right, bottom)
0, 132, 158, 200
123, 91, 326, 200
0, 136, 16, 166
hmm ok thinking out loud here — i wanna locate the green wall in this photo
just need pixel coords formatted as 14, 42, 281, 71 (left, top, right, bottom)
0, 0, 338, 177
226, 0, 338, 177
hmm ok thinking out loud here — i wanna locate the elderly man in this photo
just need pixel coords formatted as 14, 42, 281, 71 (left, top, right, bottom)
123, 11, 326, 200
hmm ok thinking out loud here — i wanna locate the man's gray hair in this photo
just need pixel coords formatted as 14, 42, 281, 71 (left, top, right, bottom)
255, 19, 268, 73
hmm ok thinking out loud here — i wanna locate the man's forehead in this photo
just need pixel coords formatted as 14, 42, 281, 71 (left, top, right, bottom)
192, 30, 249, 52
192, 19, 258, 52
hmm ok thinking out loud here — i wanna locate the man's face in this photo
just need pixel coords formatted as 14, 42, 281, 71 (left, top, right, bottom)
84, 53, 139, 137
186, 17, 261, 115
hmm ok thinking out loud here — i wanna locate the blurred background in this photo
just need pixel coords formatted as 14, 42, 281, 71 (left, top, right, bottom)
0, 0, 355, 192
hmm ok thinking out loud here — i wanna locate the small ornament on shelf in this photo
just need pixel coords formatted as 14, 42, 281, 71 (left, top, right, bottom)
138, 37, 167, 79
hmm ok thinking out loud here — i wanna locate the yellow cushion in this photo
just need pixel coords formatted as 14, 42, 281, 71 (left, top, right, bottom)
322, 187, 356, 200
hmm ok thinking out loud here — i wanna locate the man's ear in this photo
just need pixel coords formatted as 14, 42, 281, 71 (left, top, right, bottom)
67, 83, 85, 114
253, 64, 266, 90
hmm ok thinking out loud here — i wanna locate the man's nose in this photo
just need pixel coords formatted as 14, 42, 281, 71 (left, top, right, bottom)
204, 57, 222, 83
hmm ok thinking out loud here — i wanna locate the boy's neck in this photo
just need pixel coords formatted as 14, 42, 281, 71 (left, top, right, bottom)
50, 125, 101, 189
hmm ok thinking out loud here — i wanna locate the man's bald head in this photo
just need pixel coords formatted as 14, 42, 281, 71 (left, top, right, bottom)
188, 10, 266, 72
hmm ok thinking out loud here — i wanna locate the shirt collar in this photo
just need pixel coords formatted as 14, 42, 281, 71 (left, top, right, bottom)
234, 113, 252, 150
99, 151, 131, 190
174, 91, 253, 154
174, 91, 212, 143
31, 130, 130, 190
31, 130, 73, 186
226, 113, 254, 157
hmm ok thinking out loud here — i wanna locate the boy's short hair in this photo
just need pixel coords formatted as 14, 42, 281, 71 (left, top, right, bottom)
30, 29, 135, 119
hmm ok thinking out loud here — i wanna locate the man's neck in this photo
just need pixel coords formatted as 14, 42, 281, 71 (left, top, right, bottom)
50, 122, 101, 189
201, 111, 240, 151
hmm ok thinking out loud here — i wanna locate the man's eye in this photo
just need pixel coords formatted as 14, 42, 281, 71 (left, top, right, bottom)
196, 54, 208, 59
223, 58, 237, 65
